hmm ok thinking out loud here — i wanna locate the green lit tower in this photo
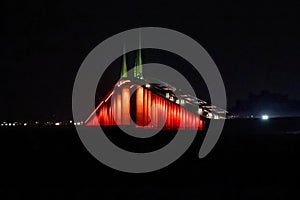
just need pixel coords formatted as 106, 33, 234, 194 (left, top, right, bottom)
120, 46, 128, 79
134, 48, 143, 79
134, 32, 143, 79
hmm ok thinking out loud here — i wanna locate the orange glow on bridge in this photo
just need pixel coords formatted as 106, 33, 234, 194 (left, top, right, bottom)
86, 81, 203, 130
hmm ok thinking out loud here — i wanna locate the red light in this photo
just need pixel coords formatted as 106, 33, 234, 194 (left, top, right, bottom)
86, 83, 203, 130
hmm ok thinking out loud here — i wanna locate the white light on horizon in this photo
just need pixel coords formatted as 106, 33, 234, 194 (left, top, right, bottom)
262, 115, 269, 120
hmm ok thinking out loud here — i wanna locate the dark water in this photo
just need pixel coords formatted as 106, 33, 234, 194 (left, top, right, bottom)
0, 118, 300, 199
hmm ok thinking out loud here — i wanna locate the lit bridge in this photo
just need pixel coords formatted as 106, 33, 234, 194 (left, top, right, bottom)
85, 48, 227, 130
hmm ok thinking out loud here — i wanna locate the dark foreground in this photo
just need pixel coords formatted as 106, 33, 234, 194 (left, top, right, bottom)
1, 118, 300, 199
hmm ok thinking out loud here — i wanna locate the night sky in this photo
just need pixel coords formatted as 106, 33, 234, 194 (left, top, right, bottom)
1, 1, 299, 121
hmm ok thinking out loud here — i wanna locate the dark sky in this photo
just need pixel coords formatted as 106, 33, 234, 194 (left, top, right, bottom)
1, 0, 299, 121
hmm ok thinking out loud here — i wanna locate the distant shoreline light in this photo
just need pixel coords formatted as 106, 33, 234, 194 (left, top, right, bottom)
262, 115, 269, 120
0, 121, 85, 127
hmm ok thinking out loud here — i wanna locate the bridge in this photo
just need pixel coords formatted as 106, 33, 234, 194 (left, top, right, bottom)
85, 48, 227, 130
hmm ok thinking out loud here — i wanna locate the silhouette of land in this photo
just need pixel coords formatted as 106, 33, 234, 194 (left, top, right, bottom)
230, 90, 300, 118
